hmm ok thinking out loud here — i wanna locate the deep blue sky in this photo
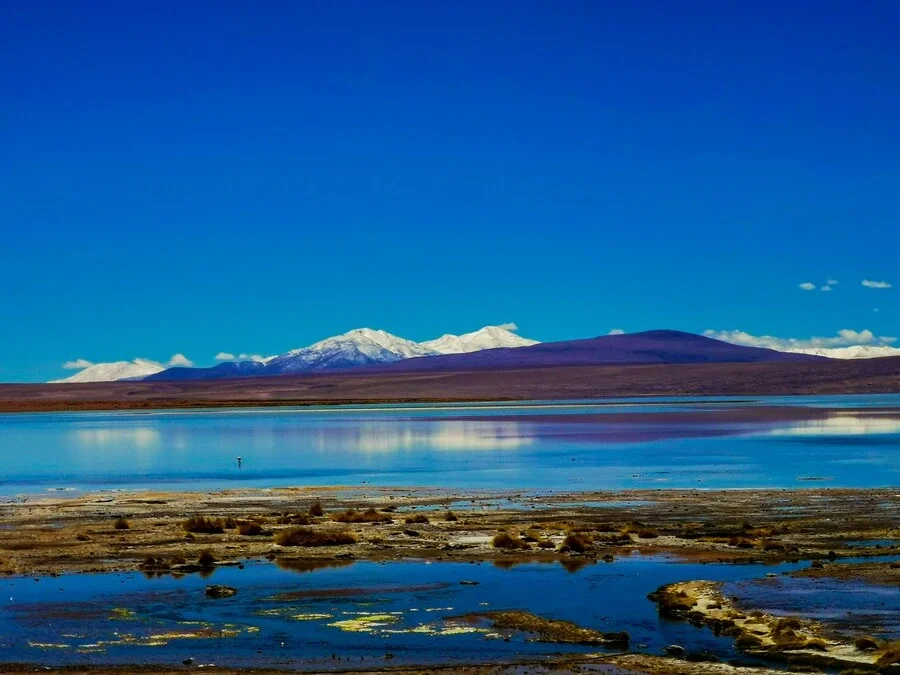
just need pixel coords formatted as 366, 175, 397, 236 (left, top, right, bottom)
1, 1, 898, 381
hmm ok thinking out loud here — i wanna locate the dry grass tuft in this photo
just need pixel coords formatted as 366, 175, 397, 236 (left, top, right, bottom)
308, 501, 325, 517
237, 521, 264, 536
113, 517, 130, 530
445, 510, 459, 521
183, 515, 225, 534
333, 508, 391, 524
275, 527, 357, 547
492, 531, 530, 550
561, 533, 592, 553
198, 550, 216, 568
854, 636, 879, 651
404, 514, 429, 524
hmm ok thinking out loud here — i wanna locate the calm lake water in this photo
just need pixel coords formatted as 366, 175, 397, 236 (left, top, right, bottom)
2, 395, 900, 495
0, 556, 823, 669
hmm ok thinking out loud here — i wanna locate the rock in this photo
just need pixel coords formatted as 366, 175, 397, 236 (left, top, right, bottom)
602, 554, 614, 563
665, 644, 686, 657
205, 584, 237, 598
459, 580, 480, 585
182, 658, 193, 665
811, 560, 824, 569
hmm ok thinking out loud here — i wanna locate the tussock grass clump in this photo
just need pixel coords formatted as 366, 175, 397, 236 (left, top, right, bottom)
761, 540, 786, 552
223, 517, 237, 529
237, 521, 264, 536
772, 617, 803, 635
560, 533, 592, 553
76, 533, 91, 541
729, 536, 755, 548
275, 527, 357, 547
333, 508, 391, 524
636, 528, 659, 539
492, 531, 530, 550
404, 514, 429, 524
198, 550, 216, 568
113, 517, 130, 530
183, 515, 225, 534
445, 510, 458, 522
854, 636, 879, 651
538, 540, 556, 549
308, 501, 325, 517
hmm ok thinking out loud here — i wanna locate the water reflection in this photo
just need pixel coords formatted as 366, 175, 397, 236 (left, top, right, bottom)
312, 421, 534, 453
3, 397, 899, 493
759, 414, 900, 436
71, 427, 160, 447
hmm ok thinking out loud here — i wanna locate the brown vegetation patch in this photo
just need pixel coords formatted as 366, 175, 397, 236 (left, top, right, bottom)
333, 508, 392, 524
183, 515, 225, 534
275, 527, 357, 547
492, 531, 530, 550
460, 610, 629, 646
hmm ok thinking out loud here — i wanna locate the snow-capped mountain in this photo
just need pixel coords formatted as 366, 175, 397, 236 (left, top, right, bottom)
421, 326, 539, 354
265, 328, 436, 373
58, 326, 542, 382
786, 345, 900, 359
51, 359, 165, 384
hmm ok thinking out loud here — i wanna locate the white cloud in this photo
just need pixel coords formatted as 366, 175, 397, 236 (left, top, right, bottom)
239, 353, 270, 363
608, 328, 625, 335
820, 285, 832, 292
215, 352, 236, 361
862, 279, 892, 289
827, 279, 839, 285
63, 358, 95, 370
167, 353, 194, 367
798, 282, 816, 291
704, 328, 896, 350
496, 322, 519, 331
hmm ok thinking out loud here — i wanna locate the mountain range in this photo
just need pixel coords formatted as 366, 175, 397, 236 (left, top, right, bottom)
52, 327, 826, 384
55, 326, 538, 383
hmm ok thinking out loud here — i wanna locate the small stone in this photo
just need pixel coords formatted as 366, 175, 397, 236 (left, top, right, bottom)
205, 584, 237, 598
459, 580, 479, 585
665, 644, 686, 657
182, 658, 193, 665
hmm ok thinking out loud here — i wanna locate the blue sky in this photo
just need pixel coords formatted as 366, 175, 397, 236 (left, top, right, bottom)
1, 1, 898, 382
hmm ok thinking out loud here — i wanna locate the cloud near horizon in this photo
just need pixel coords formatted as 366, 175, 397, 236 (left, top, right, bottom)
798, 282, 816, 291
216, 352, 270, 362
496, 322, 519, 331
704, 328, 898, 354
862, 279, 893, 289
608, 328, 625, 335
167, 353, 194, 367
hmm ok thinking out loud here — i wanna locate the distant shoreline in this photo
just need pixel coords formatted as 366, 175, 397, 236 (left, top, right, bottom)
1, 359, 899, 413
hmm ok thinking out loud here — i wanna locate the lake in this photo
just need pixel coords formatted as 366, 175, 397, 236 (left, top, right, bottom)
1, 395, 899, 496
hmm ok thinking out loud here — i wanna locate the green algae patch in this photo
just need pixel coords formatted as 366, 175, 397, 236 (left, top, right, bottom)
328, 612, 402, 632
109, 607, 137, 620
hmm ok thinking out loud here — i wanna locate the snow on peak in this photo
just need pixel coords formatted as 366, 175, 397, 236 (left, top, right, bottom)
50, 359, 165, 383
270, 327, 435, 372
421, 326, 539, 354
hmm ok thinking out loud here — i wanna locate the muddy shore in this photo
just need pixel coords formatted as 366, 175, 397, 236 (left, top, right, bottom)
1, 486, 897, 577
